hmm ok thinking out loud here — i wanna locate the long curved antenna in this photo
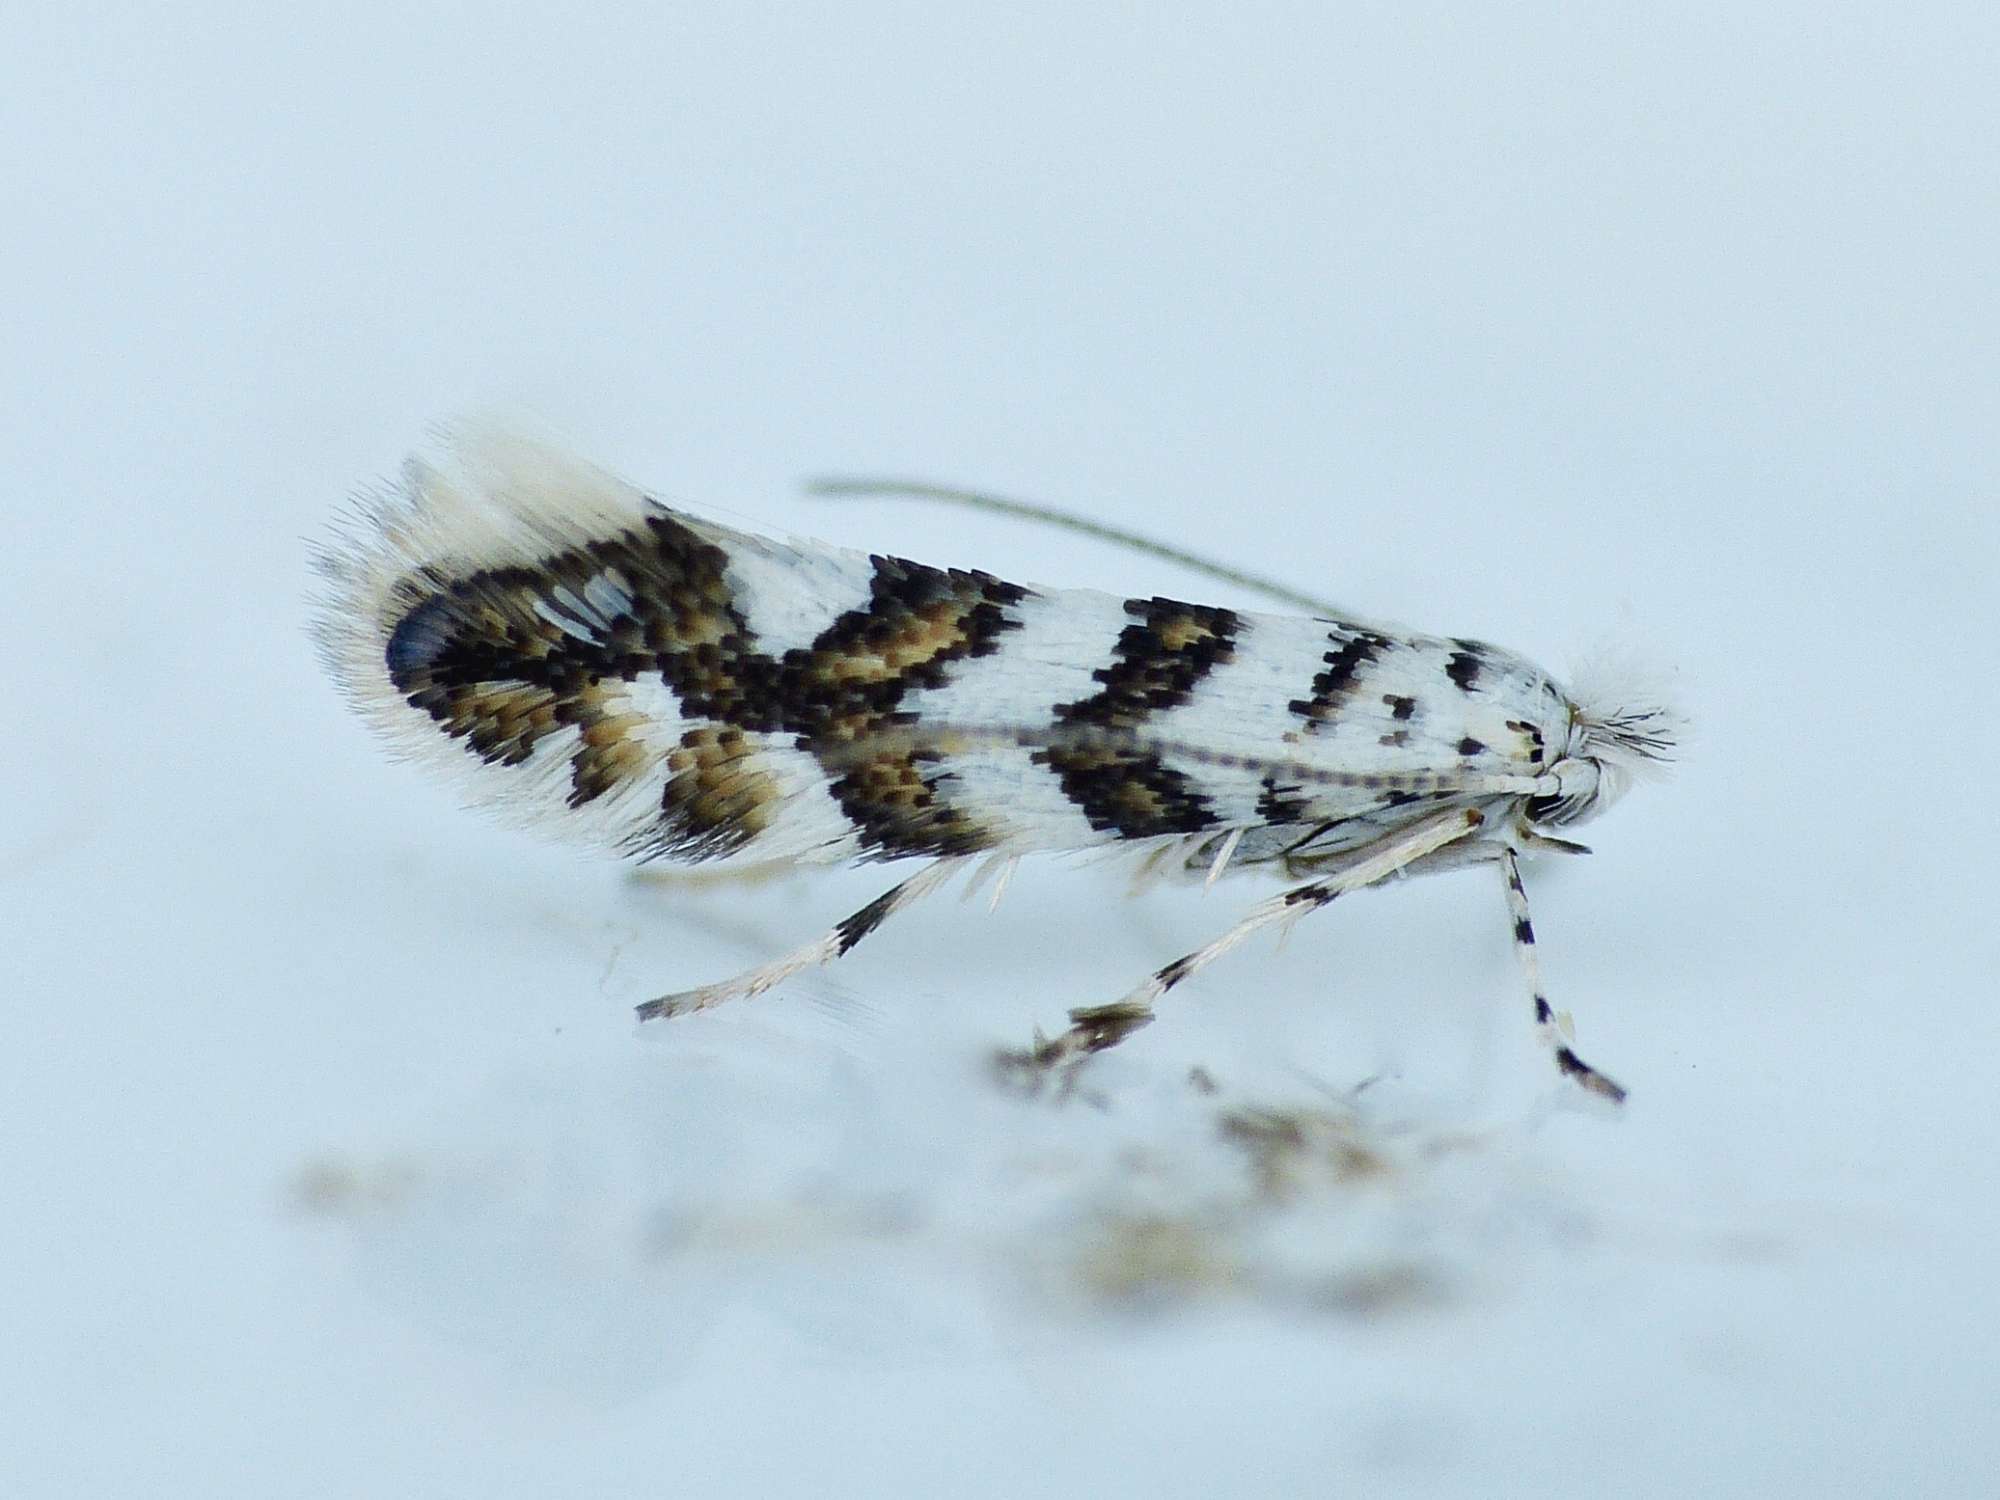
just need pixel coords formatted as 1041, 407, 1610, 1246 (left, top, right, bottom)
805, 476, 1351, 618
809, 718, 1553, 801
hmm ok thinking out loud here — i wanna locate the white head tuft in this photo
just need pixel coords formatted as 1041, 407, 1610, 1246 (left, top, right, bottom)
1525, 648, 1687, 828
1567, 646, 1687, 783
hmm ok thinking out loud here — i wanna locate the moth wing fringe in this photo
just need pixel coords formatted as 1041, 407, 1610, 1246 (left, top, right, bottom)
311, 429, 849, 866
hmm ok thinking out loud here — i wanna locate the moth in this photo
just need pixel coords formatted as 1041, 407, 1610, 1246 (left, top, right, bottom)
316, 432, 1679, 1101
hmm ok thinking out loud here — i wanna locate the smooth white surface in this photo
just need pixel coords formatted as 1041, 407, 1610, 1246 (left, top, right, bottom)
5, 5, 1995, 1496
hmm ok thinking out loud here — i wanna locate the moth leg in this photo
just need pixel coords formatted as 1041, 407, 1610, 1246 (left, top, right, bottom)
1498, 846, 1626, 1103
997, 808, 1487, 1089
625, 858, 799, 892
637, 856, 971, 1021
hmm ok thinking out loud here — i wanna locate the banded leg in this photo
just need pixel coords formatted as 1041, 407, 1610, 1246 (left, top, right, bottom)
1499, 847, 1626, 1102
999, 808, 1487, 1085
637, 856, 971, 1021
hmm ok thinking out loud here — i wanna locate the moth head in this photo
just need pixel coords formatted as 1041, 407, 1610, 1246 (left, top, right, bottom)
1529, 661, 1685, 828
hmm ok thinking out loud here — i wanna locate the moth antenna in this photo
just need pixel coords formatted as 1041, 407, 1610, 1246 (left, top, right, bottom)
805, 476, 1353, 618
809, 719, 1546, 800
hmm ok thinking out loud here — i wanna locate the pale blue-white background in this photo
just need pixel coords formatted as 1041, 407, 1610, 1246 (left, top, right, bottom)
5, 5, 1995, 1496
